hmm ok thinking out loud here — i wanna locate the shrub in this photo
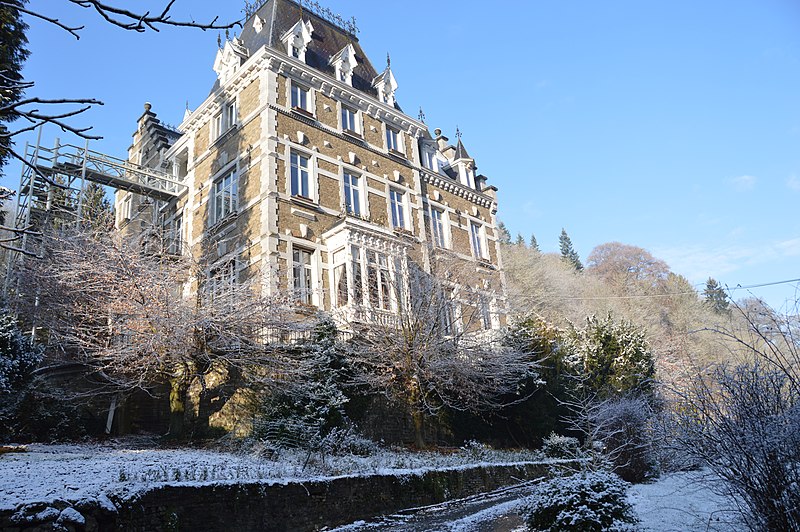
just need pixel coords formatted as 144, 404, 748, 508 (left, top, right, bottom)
590, 396, 656, 482
541, 432, 580, 459
522, 470, 638, 532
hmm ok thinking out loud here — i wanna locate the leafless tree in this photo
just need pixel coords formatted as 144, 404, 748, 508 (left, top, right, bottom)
14, 225, 316, 438
339, 256, 539, 448
671, 297, 800, 531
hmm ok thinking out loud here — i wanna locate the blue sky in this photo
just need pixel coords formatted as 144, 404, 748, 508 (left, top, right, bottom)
4, 0, 799, 309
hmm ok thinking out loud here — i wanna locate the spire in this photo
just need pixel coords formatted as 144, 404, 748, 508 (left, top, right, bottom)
454, 127, 471, 160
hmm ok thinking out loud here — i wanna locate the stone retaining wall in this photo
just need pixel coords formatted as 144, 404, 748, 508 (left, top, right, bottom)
2, 462, 554, 531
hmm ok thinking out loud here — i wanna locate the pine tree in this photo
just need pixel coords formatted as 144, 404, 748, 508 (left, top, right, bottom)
0, 0, 30, 173
529, 233, 540, 252
0, 313, 42, 395
703, 278, 729, 314
559, 228, 583, 271
80, 182, 114, 230
516, 233, 526, 247
497, 221, 512, 244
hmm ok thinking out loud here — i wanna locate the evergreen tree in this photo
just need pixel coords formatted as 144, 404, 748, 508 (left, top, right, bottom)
0, 312, 41, 395
564, 314, 655, 399
515, 233, 526, 247
0, 0, 30, 174
703, 277, 729, 314
80, 182, 114, 230
497, 221, 512, 244
559, 228, 583, 271
529, 233, 540, 252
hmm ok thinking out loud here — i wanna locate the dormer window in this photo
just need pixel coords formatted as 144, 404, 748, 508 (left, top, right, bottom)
329, 44, 358, 86
281, 19, 314, 62
213, 38, 249, 84
372, 66, 398, 107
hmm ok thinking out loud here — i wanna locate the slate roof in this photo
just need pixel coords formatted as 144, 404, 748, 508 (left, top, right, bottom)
454, 139, 472, 160
235, 0, 383, 100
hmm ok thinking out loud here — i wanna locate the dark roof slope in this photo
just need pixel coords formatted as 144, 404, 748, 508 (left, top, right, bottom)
239, 0, 381, 97
454, 139, 472, 160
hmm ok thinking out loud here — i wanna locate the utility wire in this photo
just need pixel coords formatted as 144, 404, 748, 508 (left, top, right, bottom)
506, 277, 800, 302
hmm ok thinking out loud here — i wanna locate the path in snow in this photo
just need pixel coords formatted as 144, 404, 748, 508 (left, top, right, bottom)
332, 470, 745, 532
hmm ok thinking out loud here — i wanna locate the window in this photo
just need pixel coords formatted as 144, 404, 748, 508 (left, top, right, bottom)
291, 82, 309, 112
292, 248, 314, 304
422, 149, 437, 172
351, 244, 363, 304
439, 287, 456, 335
119, 193, 132, 222
430, 207, 446, 248
478, 294, 492, 329
470, 221, 486, 259
389, 188, 406, 229
366, 250, 392, 310
209, 260, 236, 303
385, 126, 401, 153
341, 106, 359, 134
164, 213, 183, 255
290, 151, 311, 199
333, 249, 348, 307
213, 101, 237, 140
290, 44, 300, 59
213, 170, 238, 223
343, 172, 361, 216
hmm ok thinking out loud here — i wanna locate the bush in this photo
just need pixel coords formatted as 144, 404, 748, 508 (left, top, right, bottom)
523, 470, 638, 531
591, 396, 656, 483
541, 432, 580, 459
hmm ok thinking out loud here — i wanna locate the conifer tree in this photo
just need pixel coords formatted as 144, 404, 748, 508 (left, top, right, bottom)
516, 233, 526, 247
529, 233, 540, 252
559, 228, 583, 271
497, 221, 512, 244
0, 0, 30, 173
703, 277, 729, 314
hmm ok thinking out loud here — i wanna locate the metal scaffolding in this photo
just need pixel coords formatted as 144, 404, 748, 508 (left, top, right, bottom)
11, 133, 187, 256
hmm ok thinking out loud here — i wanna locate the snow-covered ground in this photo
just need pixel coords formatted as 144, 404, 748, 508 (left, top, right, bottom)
0, 440, 544, 511
629, 470, 744, 531
1, 442, 745, 531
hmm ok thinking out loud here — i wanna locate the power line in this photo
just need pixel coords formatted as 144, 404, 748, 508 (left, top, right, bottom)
507, 277, 800, 302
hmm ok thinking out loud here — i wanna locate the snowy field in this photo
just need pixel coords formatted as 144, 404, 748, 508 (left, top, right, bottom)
0, 441, 744, 531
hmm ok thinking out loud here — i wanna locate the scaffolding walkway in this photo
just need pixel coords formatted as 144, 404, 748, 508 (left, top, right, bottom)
11, 136, 188, 256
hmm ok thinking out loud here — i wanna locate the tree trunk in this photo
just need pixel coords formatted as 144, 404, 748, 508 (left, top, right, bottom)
412, 409, 426, 449
168, 377, 189, 439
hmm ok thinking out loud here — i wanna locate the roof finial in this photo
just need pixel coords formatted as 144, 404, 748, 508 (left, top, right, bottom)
456, 125, 462, 140
185, 100, 190, 111
418, 107, 426, 123
386, 52, 391, 69
225, 28, 230, 41
217, 32, 222, 48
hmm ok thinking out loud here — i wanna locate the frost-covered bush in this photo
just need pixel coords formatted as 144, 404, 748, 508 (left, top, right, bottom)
541, 432, 580, 459
319, 426, 380, 456
590, 396, 656, 482
522, 470, 638, 531
0, 313, 42, 395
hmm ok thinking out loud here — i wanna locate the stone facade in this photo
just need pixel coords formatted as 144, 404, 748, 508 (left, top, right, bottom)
115, 0, 506, 330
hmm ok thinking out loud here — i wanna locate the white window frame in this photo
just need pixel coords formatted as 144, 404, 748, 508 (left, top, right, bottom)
341, 105, 360, 135
343, 171, 362, 216
119, 193, 132, 223
469, 221, 487, 260
164, 213, 183, 255
292, 246, 315, 305
212, 100, 237, 141
290, 82, 311, 114
209, 259, 236, 303
385, 126, 402, 154
289, 150, 312, 200
346, 245, 403, 311
212, 169, 238, 224
429, 206, 447, 248
389, 188, 407, 230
